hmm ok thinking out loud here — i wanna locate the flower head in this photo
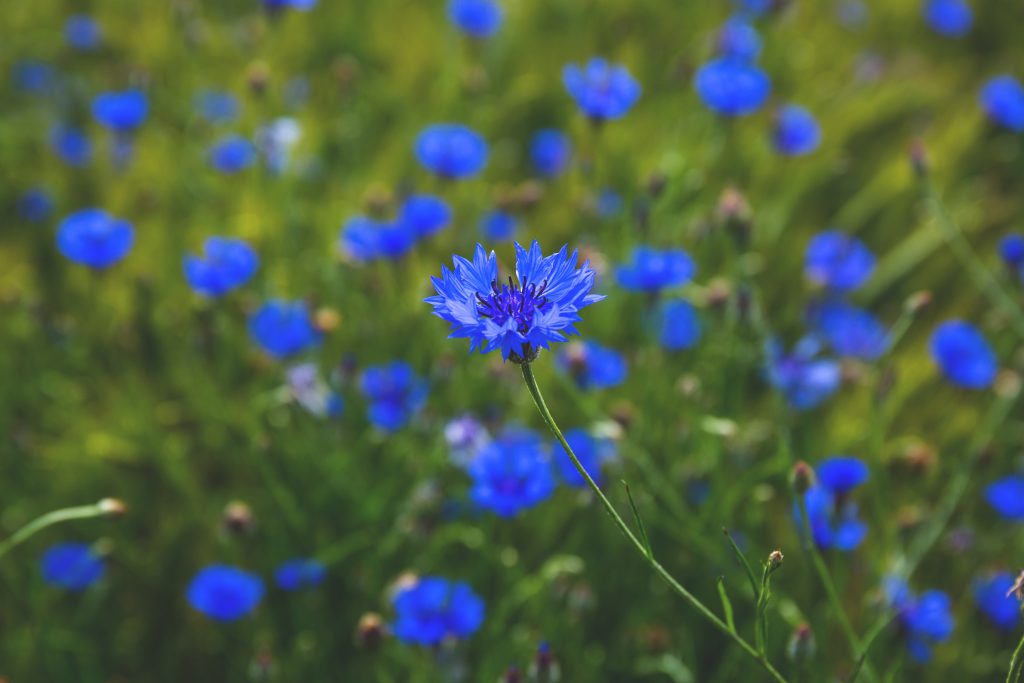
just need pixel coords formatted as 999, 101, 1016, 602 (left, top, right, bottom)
196, 90, 239, 124
392, 576, 484, 646
399, 194, 451, 239
340, 216, 416, 263
980, 76, 1024, 133
359, 361, 428, 432
804, 230, 875, 292
184, 237, 258, 297
248, 299, 321, 359
1000, 233, 1024, 282
92, 89, 148, 133
563, 58, 641, 121
468, 428, 555, 517
479, 210, 519, 242
209, 135, 256, 173
426, 241, 604, 363
556, 340, 627, 390
51, 125, 92, 166
765, 337, 841, 410
616, 246, 695, 293
930, 320, 997, 389
274, 558, 326, 591
654, 299, 702, 350
41, 542, 104, 591
415, 124, 488, 179
57, 208, 134, 269
809, 300, 889, 361
530, 129, 572, 178
794, 456, 869, 551
13, 60, 55, 94
773, 105, 822, 156
286, 363, 343, 418
553, 428, 615, 488
448, 0, 503, 38
695, 58, 770, 117
986, 476, 1024, 520
924, 0, 972, 38
65, 15, 101, 50
445, 414, 491, 467
187, 565, 265, 622
884, 577, 954, 663
19, 188, 54, 222
257, 117, 302, 173
972, 572, 1020, 630
717, 17, 761, 62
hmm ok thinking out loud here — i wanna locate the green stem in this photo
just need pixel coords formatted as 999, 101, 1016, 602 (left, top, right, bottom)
0, 501, 117, 562
1007, 628, 1024, 683
521, 362, 789, 683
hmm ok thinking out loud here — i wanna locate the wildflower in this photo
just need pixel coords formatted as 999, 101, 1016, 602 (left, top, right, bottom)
57, 208, 134, 269
263, 0, 317, 11
986, 476, 1024, 520
445, 414, 491, 467
248, 299, 322, 358
979, 76, 1024, 133
562, 58, 641, 121
1000, 233, 1024, 282
766, 337, 841, 410
286, 363, 343, 418
773, 105, 822, 156
616, 246, 695, 293
804, 230, 875, 292
18, 188, 54, 222
479, 210, 519, 242
187, 565, 265, 622
595, 189, 623, 218
392, 576, 484, 646
448, 0, 503, 38
694, 58, 770, 117
196, 90, 239, 124
209, 135, 256, 173
340, 216, 415, 262
92, 89, 148, 133
399, 194, 451, 239
50, 125, 92, 166
929, 320, 998, 389
972, 572, 1020, 630
530, 129, 572, 178
357, 612, 387, 649
555, 340, 627, 390
717, 17, 762, 62
359, 361, 428, 432
733, 0, 774, 16
809, 300, 889, 361
415, 124, 488, 179
883, 577, 954, 663
65, 15, 101, 50
40, 542, 104, 590
553, 428, 615, 488
795, 456, 869, 551
654, 299, 702, 350
184, 237, 258, 297
256, 117, 302, 174
13, 60, 55, 94
274, 558, 326, 591
923, 0, 972, 38
468, 428, 555, 517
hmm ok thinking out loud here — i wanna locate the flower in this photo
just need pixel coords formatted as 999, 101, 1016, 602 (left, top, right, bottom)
972, 572, 1021, 630
50, 125, 92, 166
809, 300, 889, 361
616, 246, 695, 293
415, 124, 488, 179
929, 320, 998, 389
426, 242, 604, 362
209, 135, 256, 173
562, 58, 641, 121
553, 428, 614, 488
248, 300, 322, 358
654, 299, 702, 350
468, 428, 555, 517
448, 0, 503, 38
257, 117, 302, 173
815, 456, 869, 495
1000, 233, 1024, 282
184, 237, 258, 296
794, 456, 869, 551
923, 0, 972, 38
196, 90, 239, 124
445, 414, 491, 467
556, 340, 627, 390
263, 0, 317, 10
92, 89, 148, 133
340, 216, 416, 262
717, 17, 761, 62
359, 361, 428, 432
765, 337, 842, 410
18, 188, 54, 222
595, 189, 623, 218
804, 230, 875, 292
773, 105, 822, 156
274, 558, 326, 591
399, 194, 451, 239
286, 363, 343, 418
883, 577, 954, 663
986, 476, 1024, 520
13, 60, 55, 94
392, 576, 484, 646
187, 565, 265, 622
65, 15, 101, 50
479, 210, 519, 242
57, 208, 135, 269
40, 542, 104, 590
695, 58, 770, 117
530, 129, 572, 178
979, 76, 1024, 133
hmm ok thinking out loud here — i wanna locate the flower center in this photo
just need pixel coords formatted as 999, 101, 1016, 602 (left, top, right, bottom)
476, 277, 549, 334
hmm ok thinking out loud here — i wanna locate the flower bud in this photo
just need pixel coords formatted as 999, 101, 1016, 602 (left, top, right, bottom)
529, 641, 561, 682
223, 501, 254, 535
903, 290, 932, 315
314, 307, 341, 332
1007, 570, 1024, 601
98, 498, 127, 516
246, 61, 270, 96
787, 623, 815, 662
767, 549, 784, 571
502, 666, 522, 683
909, 138, 928, 179
645, 171, 668, 199
356, 612, 386, 650
791, 461, 815, 494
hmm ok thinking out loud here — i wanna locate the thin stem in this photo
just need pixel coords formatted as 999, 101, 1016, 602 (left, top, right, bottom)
0, 502, 116, 562
521, 362, 789, 683
1007, 628, 1024, 683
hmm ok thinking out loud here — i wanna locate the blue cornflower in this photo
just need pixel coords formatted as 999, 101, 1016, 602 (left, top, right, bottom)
980, 76, 1024, 133
616, 246, 695, 293
263, 0, 317, 11
415, 124, 488, 179
733, 0, 773, 16
426, 241, 604, 363
448, 0, 503, 38
717, 17, 762, 62
399, 194, 451, 239
553, 428, 614, 488
695, 58, 770, 117
392, 576, 484, 646
340, 216, 415, 262
804, 230, 875, 292
248, 299, 321, 359
445, 414, 491, 467
13, 60, 55, 94
92, 90, 148, 133
1000, 234, 1024, 281
359, 361, 428, 432
18, 188, 54, 222
765, 337, 842, 410
57, 209, 134, 269
924, 0, 972, 38
795, 456, 869, 551
479, 210, 519, 242
65, 15, 101, 50
187, 565, 265, 622
929, 320, 997, 389
257, 118, 302, 174
184, 237, 259, 297
986, 477, 1024, 520
530, 129, 572, 178
563, 58, 641, 121
556, 340, 627, 390
50, 125, 92, 166
41, 542, 104, 591
197, 91, 239, 124
287, 363, 343, 419
773, 105, 822, 156
468, 428, 555, 517
973, 572, 1021, 630
595, 189, 623, 218
209, 135, 256, 173
274, 558, 326, 591
816, 456, 869, 494
883, 577, 954, 663
810, 300, 889, 361
654, 299, 702, 350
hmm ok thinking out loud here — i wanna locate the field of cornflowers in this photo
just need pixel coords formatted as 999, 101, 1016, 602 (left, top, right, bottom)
3, 0, 1024, 680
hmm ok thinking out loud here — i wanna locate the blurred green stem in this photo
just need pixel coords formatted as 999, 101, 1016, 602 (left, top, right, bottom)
1007, 629, 1024, 683
0, 501, 116, 562
521, 362, 790, 683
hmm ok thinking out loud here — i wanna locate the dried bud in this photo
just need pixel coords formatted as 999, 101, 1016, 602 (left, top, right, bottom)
356, 612, 386, 650
363, 183, 393, 217
516, 181, 544, 210
900, 441, 936, 474
787, 623, 815, 662
246, 61, 270, 96
222, 501, 253, 535
315, 307, 341, 332
502, 666, 522, 683
904, 290, 932, 315
98, 498, 127, 516
609, 401, 636, 431
704, 278, 733, 310
716, 186, 753, 249
248, 650, 274, 681
995, 370, 1022, 399
791, 461, 815, 494
530, 641, 561, 682
645, 171, 668, 199
768, 549, 784, 571
1007, 570, 1024, 601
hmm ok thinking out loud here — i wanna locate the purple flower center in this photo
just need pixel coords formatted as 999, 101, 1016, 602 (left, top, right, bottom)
476, 277, 550, 334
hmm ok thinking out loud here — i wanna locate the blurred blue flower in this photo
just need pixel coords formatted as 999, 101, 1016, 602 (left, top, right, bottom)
923, 0, 972, 38
360, 361, 428, 432
18, 188, 54, 222
287, 363, 343, 419
274, 558, 326, 591
986, 477, 1024, 520
50, 125, 92, 166
187, 565, 265, 622
773, 105, 822, 156
804, 230, 875, 292
399, 194, 451, 239
765, 337, 842, 410
249, 299, 321, 359
41, 542, 104, 591
468, 428, 555, 517
446, 414, 491, 467
929, 320, 997, 389
197, 91, 239, 124
999, 233, 1024, 282
264, 0, 317, 10
426, 242, 603, 362
13, 60, 55, 94
530, 129, 572, 178
884, 577, 954, 663
980, 76, 1024, 133
733, 0, 773, 16
392, 576, 484, 645
695, 58, 770, 117
616, 246, 695, 293
556, 340, 627, 390
257, 118, 302, 174
415, 124, 488, 179
717, 17, 761, 62
810, 300, 889, 361
209, 135, 256, 173
92, 90, 148, 133
837, 0, 869, 28
654, 299, 702, 350
795, 456, 869, 551
65, 15, 101, 50
973, 572, 1020, 630
57, 208, 134, 269
184, 237, 259, 297
815, 456, 869, 494
448, 0, 503, 38
479, 210, 519, 242
340, 216, 416, 262
595, 189, 624, 218
563, 58, 641, 121
553, 428, 614, 488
